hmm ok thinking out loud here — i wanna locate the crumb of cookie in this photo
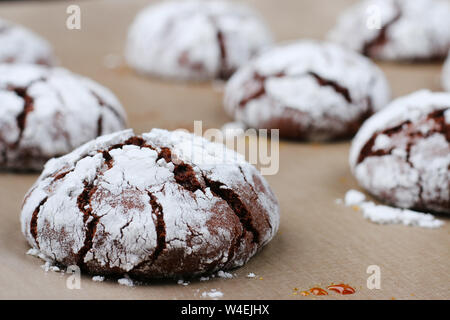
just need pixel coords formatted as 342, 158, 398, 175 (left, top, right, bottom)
92, 276, 105, 282
344, 189, 444, 228
202, 289, 223, 299
247, 272, 256, 278
177, 279, 190, 286
118, 275, 134, 287
199, 276, 210, 281
216, 270, 233, 279
344, 189, 366, 206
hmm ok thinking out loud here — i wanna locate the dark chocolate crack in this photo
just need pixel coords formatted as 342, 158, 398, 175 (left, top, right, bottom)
10, 86, 35, 148
90, 90, 126, 128
238, 72, 285, 108
76, 181, 100, 267
308, 72, 352, 103
147, 191, 166, 263
30, 197, 48, 248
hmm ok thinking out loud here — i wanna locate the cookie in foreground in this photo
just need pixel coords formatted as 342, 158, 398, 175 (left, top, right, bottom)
224, 40, 390, 141
21, 129, 280, 279
350, 90, 449, 214
0, 64, 127, 171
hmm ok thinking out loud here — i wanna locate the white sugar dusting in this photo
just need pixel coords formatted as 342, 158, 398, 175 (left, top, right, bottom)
344, 190, 444, 229
92, 276, 105, 282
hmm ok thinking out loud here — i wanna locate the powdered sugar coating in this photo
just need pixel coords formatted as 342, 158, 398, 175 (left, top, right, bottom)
443, 52, 450, 92
350, 90, 450, 214
0, 18, 55, 66
0, 64, 127, 170
21, 129, 279, 279
328, 0, 450, 61
125, 0, 272, 81
224, 40, 391, 141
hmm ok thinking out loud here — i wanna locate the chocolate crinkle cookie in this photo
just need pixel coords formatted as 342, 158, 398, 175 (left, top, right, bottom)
0, 18, 55, 66
0, 64, 127, 171
125, 0, 272, 81
350, 90, 450, 214
21, 129, 280, 279
443, 52, 450, 92
224, 40, 391, 141
328, 0, 450, 61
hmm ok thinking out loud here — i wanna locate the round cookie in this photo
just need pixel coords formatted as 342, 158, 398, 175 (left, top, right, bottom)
125, 0, 272, 81
0, 64, 127, 171
350, 90, 450, 214
443, 52, 450, 92
328, 0, 450, 61
0, 18, 55, 66
224, 40, 391, 141
21, 129, 279, 279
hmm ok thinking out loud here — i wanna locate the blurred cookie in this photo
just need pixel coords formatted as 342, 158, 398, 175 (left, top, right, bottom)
21, 129, 280, 279
443, 52, 450, 91
125, 0, 272, 81
0, 64, 126, 171
0, 18, 55, 66
350, 90, 450, 214
224, 40, 391, 141
328, 0, 450, 61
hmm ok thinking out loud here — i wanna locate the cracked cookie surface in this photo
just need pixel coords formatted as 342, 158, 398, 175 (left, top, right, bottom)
21, 129, 280, 279
125, 0, 272, 81
350, 90, 450, 214
328, 0, 450, 61
0, 64, 127, 171
224, 40, 391, 141
0, 18, 55, 66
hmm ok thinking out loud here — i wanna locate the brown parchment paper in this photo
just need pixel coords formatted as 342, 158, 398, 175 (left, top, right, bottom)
0, 0, 448, 300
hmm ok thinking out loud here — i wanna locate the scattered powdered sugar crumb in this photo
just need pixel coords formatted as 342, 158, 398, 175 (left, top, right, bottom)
216, 270, 233, 279
344, 189, 366, 206
343, 190, 444, 229
247, 272, 256, 278
92, 276, 105, 282
118, 275, 134, 287
202, 289, 224, 299
177, 279, 190, 286
199, 276, 210, 281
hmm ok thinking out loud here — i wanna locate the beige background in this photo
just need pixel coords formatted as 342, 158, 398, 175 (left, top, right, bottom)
0, 0, 448, 300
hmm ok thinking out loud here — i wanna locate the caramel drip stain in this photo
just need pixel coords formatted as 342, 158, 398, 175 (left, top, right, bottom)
309, 287, 328, 296
30, 197, 48, 248
327, 284, 356, 295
